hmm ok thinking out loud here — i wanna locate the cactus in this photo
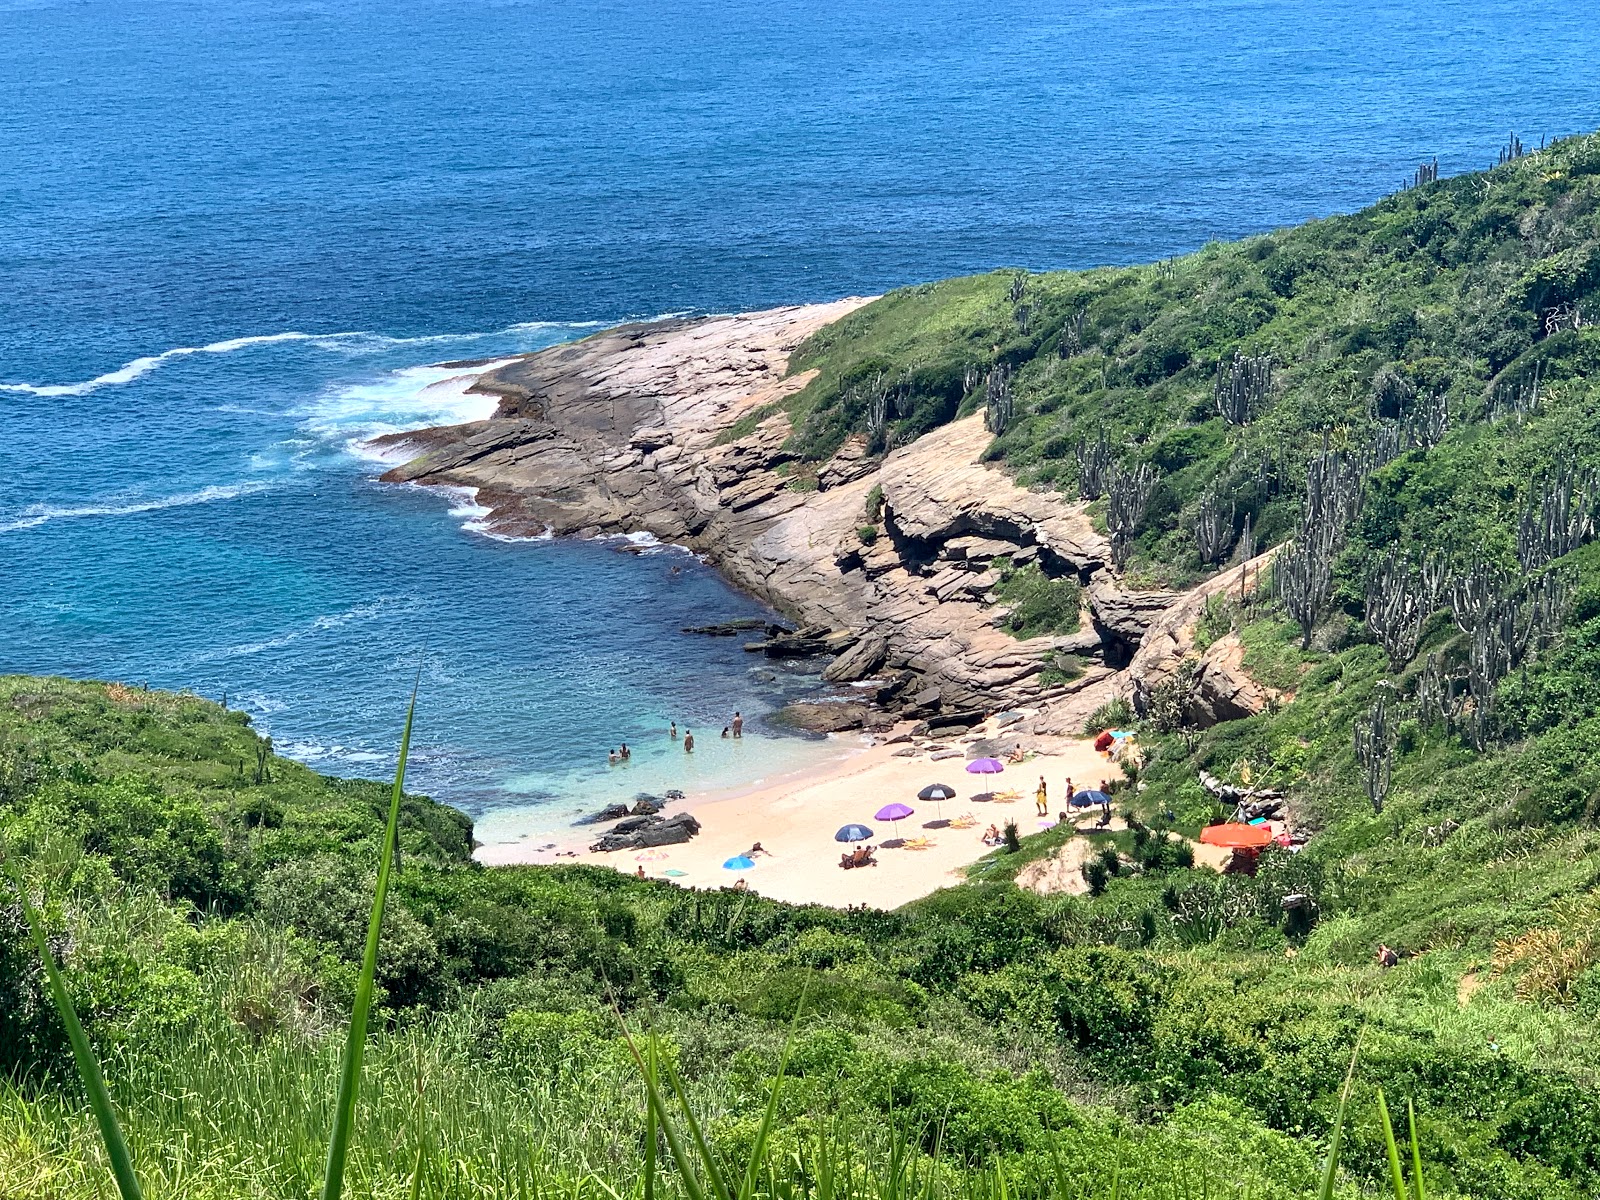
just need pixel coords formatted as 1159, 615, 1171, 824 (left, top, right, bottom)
1106, 461, 1158, 569
1193, 489, 1234, 566
1058, 308, 1087, 359
1364, 549, 1443, 669
1407, 390, 1449, 450
983, 365, 1014, 436
1489, 361, 1542, 422
1516, 457, 1597, 571
1409, 157, 1439, 188
1276, 439, 1366, 648
1353, 691, 1396, 814
1214, 351, 1271, 425
1498, 132, 1526, 165
1075, 433, 1114, 500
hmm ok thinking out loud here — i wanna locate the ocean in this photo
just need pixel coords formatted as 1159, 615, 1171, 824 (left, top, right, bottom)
3, 0, 1597, 837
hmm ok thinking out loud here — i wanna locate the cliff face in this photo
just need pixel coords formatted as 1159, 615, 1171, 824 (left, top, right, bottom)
377, 302, 1266, 728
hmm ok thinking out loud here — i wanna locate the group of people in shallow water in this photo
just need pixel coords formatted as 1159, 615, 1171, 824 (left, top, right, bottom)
609, 711, 744, 763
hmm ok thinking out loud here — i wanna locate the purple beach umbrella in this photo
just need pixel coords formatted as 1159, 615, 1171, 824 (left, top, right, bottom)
966, 758, 1005, 774
874, 801, 915, 843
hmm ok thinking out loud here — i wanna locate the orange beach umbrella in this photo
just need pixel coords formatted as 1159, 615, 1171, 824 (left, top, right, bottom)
1198, 823, 1274, 850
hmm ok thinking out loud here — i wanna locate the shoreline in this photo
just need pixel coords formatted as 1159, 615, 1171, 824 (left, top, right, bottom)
479, 712, 1126, 909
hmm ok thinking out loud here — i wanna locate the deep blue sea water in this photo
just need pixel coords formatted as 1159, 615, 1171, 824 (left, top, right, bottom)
3, 0, 1599, 837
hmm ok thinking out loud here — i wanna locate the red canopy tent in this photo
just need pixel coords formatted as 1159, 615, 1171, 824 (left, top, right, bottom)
1198, 823, 1275, 849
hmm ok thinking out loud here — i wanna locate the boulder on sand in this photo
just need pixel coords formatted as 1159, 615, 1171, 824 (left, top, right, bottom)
589, 811, 702, 852
822, 632, 890, 683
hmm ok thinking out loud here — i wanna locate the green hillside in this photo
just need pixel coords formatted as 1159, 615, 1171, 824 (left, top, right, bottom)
8, 135, 1600, 1199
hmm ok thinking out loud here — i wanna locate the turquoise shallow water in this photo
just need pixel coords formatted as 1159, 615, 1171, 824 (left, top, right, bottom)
3, 0, 1599, 833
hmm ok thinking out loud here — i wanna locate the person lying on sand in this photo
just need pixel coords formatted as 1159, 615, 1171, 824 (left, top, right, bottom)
746, 842, 770, 857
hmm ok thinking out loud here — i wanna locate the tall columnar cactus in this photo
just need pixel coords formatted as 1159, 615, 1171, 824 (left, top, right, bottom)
1489, 361, 1542, 423
1193, 489, 1234, 566
983, 365, 1014, 436
1364, 549, 1443, 669
1411, 157, 1439, 188
1214, 351, 1271, 425
1106, 461, 1158, 570
1353, 691, 1396, 815
1058, 308, 1086, 359
1276, 440, 1366, 648
1407, 390, 1449, 450
1075, 433, 1114, 500
1516, 457, 1597, 571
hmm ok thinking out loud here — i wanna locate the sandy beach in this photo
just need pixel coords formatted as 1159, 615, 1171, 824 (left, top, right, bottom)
478, 713, 1129, 909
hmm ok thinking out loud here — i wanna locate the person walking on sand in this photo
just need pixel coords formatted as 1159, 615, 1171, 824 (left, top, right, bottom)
1035, 776, 1048, 816
732, 711, 743, 738
683, 729, 695, 753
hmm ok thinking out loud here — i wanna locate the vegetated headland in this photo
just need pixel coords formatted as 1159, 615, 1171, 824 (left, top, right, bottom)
7, 130, 1600, 1198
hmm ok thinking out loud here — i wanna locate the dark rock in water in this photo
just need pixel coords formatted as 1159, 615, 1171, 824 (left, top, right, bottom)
744, 623, 855, 658
589, 811, 702, 852
822, 632, 890, 683
750, 668, 778, 682
634, 792, 662, 803
574, 803, 631, 826
631, 797, 663, 815
682, 618, 788, 637
664, 789, 685, 800
772, 699, 894, 734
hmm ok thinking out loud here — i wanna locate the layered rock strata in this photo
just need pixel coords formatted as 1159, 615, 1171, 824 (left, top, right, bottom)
377, 302, 1272, 728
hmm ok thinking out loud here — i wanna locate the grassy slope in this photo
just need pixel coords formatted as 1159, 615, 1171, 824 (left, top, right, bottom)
2, 676, 1599, 1199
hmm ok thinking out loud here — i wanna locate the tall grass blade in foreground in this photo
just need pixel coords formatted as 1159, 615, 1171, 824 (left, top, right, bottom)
1316, 1031, 1365, 1200
6, 857, 146, 1200
322, 680, 420, 1200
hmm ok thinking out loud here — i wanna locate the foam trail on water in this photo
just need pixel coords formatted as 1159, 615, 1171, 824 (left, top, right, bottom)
0, 333, 323, 396
189, 597, 401, 664
0, 318, 618, 398
0, 481, 274, 534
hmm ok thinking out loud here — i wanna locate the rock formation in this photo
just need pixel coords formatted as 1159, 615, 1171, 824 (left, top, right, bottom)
377, 303, 1278, 732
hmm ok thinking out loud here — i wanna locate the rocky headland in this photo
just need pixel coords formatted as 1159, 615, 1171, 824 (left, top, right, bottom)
376, 301, 1272, 734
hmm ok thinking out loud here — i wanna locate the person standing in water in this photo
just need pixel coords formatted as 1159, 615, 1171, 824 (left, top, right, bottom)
1035, 776, 1048, 816
683, 729, 695, 753
732, 711, 744, 738
669, 721, 678, 740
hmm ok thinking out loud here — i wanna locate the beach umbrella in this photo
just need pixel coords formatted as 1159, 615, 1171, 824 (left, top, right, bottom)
1071, 788, 1111, 808
835, 823, 874, 842
918, 782, 956, 823
723, 855, 756, 870
966, 758, 1005, 775
1198, 823, 1274, 850
874, 802, 914, 843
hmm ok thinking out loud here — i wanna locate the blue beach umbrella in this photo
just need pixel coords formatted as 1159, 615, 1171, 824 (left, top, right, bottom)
835, 824, 874, 842
723, 855, 756, 870
1071, 789, 1112, 808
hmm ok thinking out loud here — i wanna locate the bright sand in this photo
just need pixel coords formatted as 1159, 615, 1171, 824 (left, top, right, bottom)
478, 716, 1127, 909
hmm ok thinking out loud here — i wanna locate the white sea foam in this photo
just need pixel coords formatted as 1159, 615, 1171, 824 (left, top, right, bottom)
0, 318, 614, 399
306, 360, 519, 461
0, 481, 273, 534
0, 332, 323, 397
190, 598, 401, 664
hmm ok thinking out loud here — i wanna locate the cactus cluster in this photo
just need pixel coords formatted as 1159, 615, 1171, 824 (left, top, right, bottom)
983, 365, 1015, 436
1106, 460, 1158, 569
1214, 351, 1271, 426
1353, 690, 1397, 814
1516, 457, 1597, 571
1075, 433, 1114, 501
